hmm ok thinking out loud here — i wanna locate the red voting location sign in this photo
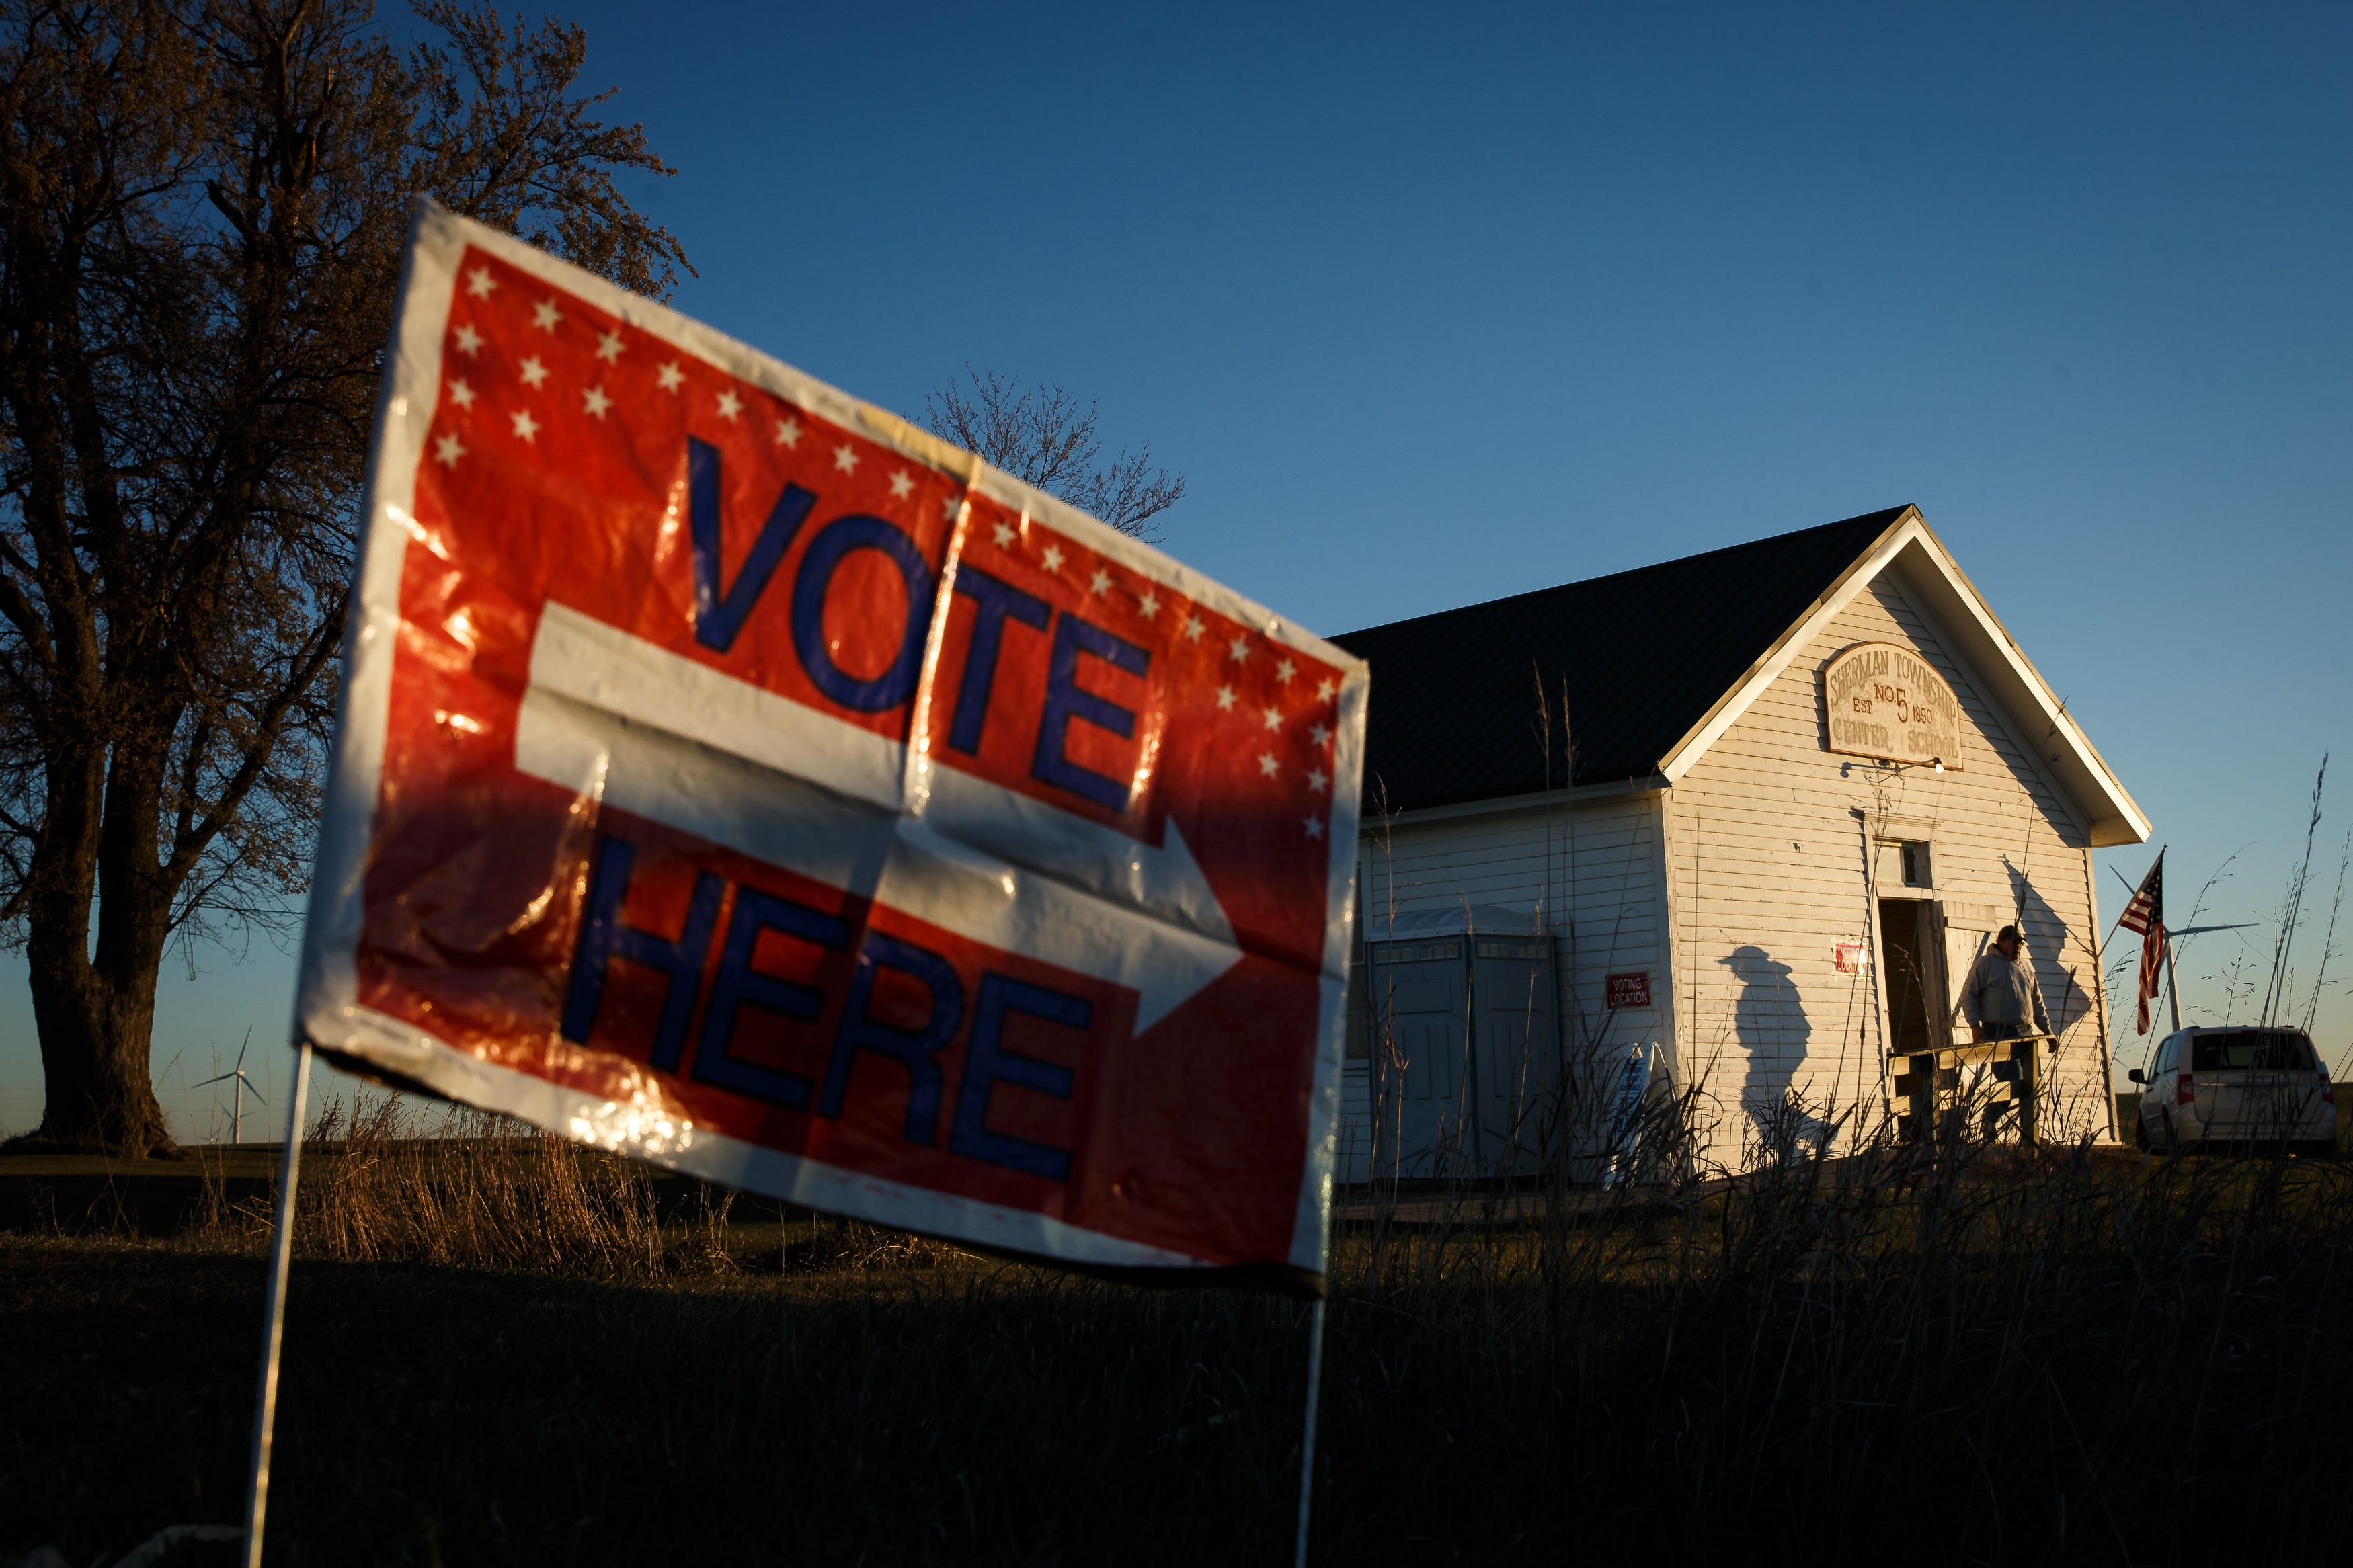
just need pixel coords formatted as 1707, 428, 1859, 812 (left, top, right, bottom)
1605, 972, 1652, 1010
296, 204, 1367, 1289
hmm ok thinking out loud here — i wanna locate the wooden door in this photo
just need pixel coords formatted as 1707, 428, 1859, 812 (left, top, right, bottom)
1940, 911, 1992, 1046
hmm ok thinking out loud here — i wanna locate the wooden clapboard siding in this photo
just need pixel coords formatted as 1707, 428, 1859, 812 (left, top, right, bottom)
1663, 568, 2112, 1165
1363, 793, 1666, 1042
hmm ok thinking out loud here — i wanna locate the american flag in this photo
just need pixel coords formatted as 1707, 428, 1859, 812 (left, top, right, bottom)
2118, 851, 2165, 1035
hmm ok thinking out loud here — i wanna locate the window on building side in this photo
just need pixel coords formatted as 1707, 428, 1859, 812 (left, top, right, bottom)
1899, 841, 1932, 888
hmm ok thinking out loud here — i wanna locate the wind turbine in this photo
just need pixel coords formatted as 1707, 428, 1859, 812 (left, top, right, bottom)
198, 1028, 264, 1145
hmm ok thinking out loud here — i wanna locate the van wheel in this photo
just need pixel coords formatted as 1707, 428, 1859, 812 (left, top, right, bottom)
2132, 1117, 2148, 1151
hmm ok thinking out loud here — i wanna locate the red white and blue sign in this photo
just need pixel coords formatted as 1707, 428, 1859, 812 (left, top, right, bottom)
296, 202, 1367, 1288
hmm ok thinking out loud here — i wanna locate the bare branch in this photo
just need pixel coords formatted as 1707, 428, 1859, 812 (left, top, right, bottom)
924, 367, 1185, 541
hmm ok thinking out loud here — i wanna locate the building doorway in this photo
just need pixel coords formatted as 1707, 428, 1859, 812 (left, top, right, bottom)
1878, 898, 1944, 1055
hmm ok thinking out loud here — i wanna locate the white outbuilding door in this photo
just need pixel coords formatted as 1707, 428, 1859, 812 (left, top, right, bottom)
1345, 906, 1558, 1182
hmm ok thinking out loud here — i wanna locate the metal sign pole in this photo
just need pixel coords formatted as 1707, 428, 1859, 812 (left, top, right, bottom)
1293, 1294, 1328, 1568
242, 1038, 315, 1568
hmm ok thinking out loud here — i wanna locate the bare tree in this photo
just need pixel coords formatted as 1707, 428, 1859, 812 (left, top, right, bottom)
0, 0, 687, 1155
924, 367, 1185, 541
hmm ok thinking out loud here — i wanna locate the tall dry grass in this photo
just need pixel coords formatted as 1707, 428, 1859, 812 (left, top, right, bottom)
20, 1076, 2353, 1562
1316, 1084, 2351, 1561
191, 1096, 742, 1277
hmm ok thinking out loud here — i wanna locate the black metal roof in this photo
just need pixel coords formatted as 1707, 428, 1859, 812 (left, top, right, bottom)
1329, 507, 1909, 813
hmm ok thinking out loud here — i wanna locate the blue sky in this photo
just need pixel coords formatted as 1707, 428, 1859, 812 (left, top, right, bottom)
6, 1, 2349, 1137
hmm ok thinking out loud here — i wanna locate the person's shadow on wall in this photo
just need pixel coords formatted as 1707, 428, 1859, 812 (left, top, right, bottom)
1722, 944, 1835, 1164
2004, 860, 2095, 1032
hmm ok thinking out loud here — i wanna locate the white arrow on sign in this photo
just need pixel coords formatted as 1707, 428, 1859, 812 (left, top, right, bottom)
529, 602, 1236, 946
513, 632, 1244, 1032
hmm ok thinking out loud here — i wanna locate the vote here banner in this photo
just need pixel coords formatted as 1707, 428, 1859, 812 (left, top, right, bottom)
296, 202, 1367, 1290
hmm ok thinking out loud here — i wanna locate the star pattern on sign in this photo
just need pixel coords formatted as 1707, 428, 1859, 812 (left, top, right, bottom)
1136, 589, 1160, 619
1215, 685, 1237, 712
1228, 635, 1252, 663
1259, 705, 1283, 732
1303, 815, 1324, 841
657, 361, 684, 393
774, 417, 801, 447
1181, 614, 1205, 642
1257, 752, 1281, 778
434, 432, 467, 467
832, 443, 860, 473
452, 325, 483, 357
991, 521, 1017, 548
1309, 722, 1330, 746
532, 298, 563, 333
888, 470, 915, 499
1275, 658, 1296, 684
941, 495, 966, 520
1314, 677, 1335, 703
582, 385, 613, 419
465, 267, 498, 299
518, 355, 549, 389
446, 379, 476, 409
1308, 767, 1329, 793
510, 409, 541, 442
596, 331, 625, 364
716, 390, 743, 421
1040, 544, 1065, 572
1088, 568, 1113, 596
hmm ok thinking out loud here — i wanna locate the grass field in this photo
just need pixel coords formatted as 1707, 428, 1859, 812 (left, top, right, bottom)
6, 1109, 2351, 1566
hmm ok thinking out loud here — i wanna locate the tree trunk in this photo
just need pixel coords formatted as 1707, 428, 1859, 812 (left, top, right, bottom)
16, 744, 180, 1159
26, 919, 177, 1158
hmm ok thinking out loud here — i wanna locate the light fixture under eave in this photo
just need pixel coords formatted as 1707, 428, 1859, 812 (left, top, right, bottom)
1932, 759, 1946, 774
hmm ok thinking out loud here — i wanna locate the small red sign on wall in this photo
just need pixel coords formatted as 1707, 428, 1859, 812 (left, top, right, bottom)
1606, 971, 1652, 1009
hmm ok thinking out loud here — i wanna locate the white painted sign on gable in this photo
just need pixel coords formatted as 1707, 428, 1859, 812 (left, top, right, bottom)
1821, 641, 1962, 769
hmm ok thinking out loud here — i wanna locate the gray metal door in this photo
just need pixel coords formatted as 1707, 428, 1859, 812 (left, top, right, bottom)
1369, 939, 1468, 1178
1472, 936, 1556, 1174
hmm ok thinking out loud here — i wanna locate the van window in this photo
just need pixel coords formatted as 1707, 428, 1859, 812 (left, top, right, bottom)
2153, 1036, 2179, 1075
2192, 1031, 2317, 1071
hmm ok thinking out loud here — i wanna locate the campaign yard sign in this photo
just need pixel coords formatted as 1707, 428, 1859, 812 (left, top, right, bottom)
296, 202, 1367, 1290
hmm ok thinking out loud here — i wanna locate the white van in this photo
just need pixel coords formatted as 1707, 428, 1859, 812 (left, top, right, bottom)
2128, 1026, 2337, 1157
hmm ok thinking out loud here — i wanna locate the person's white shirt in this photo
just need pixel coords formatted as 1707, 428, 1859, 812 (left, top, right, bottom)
1962, 943, 2049, 1037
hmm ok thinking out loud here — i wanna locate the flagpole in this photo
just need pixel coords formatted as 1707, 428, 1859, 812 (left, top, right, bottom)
2165, 934, 2183, 1035
2114, 847, 2170, 1051
243, 1038, 315, 1568
1294, 1294, 1328, 1568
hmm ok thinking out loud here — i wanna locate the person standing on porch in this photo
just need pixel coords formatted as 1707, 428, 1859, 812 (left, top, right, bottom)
1962, 925, 2050, 1043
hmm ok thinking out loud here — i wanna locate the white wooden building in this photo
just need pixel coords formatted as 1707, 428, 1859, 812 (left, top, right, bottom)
1327, 506, 2150, 1179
